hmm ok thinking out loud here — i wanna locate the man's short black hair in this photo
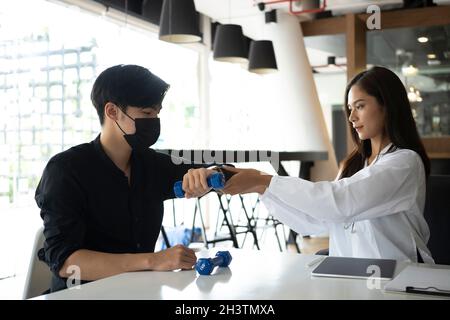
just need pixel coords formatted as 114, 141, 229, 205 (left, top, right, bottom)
91, 64, 170, 125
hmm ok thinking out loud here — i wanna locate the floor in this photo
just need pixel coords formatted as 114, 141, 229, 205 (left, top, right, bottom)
0, 275, 26, 300
295, 236, 329, 255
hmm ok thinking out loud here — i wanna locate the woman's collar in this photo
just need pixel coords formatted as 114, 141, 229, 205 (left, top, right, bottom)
380, 142, 394, 155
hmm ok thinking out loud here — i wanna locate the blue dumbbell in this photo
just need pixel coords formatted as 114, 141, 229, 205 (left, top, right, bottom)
195, 251, 232, 275
174, 172, 225, 198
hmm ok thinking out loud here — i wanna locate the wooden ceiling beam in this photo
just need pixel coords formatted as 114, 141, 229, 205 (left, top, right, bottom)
301, 6, 450, 37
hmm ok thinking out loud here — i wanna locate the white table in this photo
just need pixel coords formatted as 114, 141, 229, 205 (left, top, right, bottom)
34, 249, 449, 300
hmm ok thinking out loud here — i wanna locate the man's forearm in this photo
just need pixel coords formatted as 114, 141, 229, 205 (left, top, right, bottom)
59, 249, 150, 281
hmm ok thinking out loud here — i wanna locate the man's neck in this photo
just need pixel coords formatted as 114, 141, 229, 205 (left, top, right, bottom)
100, 130, 132, 174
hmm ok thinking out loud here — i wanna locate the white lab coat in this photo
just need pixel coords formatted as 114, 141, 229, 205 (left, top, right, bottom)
260, 144, 434, 263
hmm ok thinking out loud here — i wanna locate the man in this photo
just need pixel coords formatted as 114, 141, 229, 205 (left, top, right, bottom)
35, 64, 214, 292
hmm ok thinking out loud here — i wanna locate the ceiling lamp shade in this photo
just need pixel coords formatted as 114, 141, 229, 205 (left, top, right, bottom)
159, 0, 201, 43
248, 40, 278, 74
213, 24, 248, 64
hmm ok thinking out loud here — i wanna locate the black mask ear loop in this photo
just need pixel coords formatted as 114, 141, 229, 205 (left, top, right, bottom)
115, 120, 127, 135
114, 105, 134, 135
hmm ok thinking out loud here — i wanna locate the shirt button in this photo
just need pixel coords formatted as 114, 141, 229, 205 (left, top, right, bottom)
136, 243, 141, 249
135, 217, 139, 223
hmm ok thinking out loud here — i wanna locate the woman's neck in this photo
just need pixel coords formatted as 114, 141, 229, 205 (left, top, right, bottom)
370, 135, 391, 158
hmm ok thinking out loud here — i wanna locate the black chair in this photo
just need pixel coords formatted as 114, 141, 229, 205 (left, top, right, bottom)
430, 159, 450, 175
423, 174, 450, 265
191, 194, 240, 249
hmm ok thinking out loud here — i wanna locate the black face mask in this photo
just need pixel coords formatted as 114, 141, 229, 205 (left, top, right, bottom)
115, 110, 160, 152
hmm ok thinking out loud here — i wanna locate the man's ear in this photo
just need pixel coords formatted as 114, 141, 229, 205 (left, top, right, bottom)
104, 102, 119, 122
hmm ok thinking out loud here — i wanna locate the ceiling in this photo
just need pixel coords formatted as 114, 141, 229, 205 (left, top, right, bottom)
93, 0, 450, 91
193, 1, 450, 78
195, 0, 450, 93
193, 0, 405, 41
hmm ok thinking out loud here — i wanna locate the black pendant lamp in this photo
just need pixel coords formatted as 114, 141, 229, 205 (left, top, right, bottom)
159, 0, 201, 43
213, 24, 248, 64
248, 40, 278, 74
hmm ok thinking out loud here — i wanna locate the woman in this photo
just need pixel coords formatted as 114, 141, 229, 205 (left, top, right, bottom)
183, 66, 433, 263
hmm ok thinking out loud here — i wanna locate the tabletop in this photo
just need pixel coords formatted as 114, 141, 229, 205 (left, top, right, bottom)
33, 249, 450, 300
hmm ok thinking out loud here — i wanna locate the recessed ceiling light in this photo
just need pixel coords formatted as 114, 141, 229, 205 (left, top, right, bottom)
427, 54, 436, 59
417, 37, 428, 43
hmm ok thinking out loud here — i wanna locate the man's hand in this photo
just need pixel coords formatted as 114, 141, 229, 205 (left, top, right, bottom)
221, 166, 272, 195
148, 244, 197, 271
182, 168, 216, 199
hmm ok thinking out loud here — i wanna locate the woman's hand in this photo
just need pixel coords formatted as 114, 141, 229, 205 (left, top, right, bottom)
182, 168, 216, 199
221, 166, 273, 195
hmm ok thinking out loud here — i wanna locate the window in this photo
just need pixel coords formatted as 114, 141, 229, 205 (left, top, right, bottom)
0, 0, 201, 282
368, 24, 450, 137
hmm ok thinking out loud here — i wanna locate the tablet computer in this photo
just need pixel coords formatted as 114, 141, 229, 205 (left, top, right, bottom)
311, 256, 397, 280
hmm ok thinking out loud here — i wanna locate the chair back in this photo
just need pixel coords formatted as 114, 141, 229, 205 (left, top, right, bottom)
424, 175, 450, 265
22, 226, 52, 299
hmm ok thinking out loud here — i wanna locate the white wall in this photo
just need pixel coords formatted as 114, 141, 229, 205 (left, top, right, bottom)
267, 13, 338, 181
313, 72, 348, 141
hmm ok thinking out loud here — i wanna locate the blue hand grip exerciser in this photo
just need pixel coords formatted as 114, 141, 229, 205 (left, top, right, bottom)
195, 251, 233, 275
174, 172, 225, 198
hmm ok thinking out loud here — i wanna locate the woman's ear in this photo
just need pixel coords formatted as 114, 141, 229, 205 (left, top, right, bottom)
104, 102, 119, 122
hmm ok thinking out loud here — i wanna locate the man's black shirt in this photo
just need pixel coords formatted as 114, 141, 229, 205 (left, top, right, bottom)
35, 134, 201, 292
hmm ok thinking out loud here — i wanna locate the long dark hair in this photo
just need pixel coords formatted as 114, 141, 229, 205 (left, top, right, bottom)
339, 66, 430, 179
